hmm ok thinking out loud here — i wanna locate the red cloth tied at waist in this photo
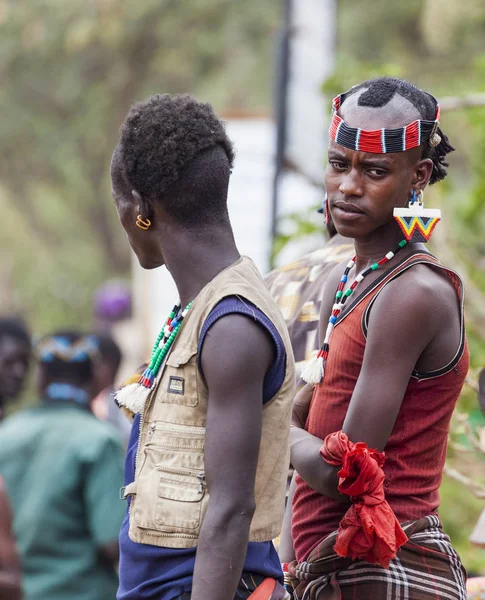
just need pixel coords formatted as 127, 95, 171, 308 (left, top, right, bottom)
320, 431, 408, 568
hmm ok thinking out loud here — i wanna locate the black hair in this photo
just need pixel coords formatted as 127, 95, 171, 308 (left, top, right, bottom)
37, 331, 96, 386
342, 77, 454, 184
116, 94, 235, 228
0, 317, 30, 347
94, 333, 122, 376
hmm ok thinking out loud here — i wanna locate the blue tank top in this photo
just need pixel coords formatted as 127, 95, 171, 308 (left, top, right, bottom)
118, 297, 287, 600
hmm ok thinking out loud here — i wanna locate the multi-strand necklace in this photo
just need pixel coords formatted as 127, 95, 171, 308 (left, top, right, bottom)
302, 239, 407, 385
116, 302, 193, 413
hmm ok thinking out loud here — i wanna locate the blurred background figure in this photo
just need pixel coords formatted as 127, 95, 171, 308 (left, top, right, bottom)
0, 476, 21, 600
0, 331, 125, 600
93, 281, 132, 333
265, 208, 353, 378
0, 318, 31, 421
91, 332, 131, 447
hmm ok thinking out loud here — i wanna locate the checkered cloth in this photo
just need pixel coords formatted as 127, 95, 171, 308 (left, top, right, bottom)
288, 515, 467, 599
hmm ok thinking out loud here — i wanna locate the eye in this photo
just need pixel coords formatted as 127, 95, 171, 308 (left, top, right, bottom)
329, 160, 348, 171
366, 167, 387, 178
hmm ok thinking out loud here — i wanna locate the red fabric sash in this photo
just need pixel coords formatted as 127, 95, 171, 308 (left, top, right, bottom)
320, 431, 408, 567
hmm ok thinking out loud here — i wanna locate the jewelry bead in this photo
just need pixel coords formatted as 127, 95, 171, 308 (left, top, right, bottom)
302, 240, 407, 385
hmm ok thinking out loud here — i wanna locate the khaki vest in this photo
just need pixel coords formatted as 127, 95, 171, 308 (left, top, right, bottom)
124, 257, 296, 548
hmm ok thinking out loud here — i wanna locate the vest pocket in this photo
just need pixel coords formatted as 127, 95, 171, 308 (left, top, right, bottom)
160, 348, 199, 407
155, 465, 206, 531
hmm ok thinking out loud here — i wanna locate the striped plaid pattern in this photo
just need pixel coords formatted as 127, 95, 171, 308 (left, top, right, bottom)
289, 516, 467, 600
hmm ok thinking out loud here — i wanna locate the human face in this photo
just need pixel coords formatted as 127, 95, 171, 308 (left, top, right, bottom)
325, 91, 430, 240
325, 142, 418, 239
110, 148, 165, 270
0, 336, 31, 401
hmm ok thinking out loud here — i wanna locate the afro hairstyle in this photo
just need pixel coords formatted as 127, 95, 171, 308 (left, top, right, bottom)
116, 94, 235, 228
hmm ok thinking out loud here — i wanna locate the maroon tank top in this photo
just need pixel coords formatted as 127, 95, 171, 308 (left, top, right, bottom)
292, 253, 469, 563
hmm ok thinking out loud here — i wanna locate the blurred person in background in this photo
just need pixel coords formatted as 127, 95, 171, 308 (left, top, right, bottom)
0, 331, 125, 600
91, 332, 132, 447
93, 281, 132, 333
264, 205, 353, 377
0, 477, 21, 600
0, 317, 31, 421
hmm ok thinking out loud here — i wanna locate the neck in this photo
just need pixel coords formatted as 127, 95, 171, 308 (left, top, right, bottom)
353, 220, 421, 272
161, 225, 240, 307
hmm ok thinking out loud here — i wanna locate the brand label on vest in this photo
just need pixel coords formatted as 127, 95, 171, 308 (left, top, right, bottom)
168, 376, 184, 395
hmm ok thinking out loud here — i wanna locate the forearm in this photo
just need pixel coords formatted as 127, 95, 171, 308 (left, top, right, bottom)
191, 503, 254, 600
290, 427, 348, 503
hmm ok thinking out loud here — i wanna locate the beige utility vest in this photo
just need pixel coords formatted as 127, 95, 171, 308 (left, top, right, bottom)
124, 257, 296, 548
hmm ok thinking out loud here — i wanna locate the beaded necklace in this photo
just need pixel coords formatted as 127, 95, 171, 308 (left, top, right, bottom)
116, 301, 193, 413
301, 239, 408, 385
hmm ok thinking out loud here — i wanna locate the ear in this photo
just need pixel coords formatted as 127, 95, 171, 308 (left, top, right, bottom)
412, 158, 433, 192
132, 189, 153, 221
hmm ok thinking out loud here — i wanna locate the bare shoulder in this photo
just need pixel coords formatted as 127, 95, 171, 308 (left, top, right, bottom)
372, 262, 459, 326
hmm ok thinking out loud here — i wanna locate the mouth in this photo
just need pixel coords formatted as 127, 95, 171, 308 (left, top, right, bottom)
332, 201, 366, 219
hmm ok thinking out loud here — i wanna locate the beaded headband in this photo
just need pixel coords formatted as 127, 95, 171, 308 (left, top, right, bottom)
37, 336, 100, 364
329, 92, 441, 154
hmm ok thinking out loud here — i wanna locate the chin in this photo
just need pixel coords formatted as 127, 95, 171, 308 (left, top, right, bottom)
333, 220, 363, 239
138, 256, 164, 270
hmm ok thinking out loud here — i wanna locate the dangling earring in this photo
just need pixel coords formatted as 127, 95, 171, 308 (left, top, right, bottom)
393, 189, 441, 243
324, 194, 330, 225
136, 215, 152, 231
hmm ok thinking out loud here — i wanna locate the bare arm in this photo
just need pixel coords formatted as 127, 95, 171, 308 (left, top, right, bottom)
0, 480, 21, 600
290, 269, 455, 497
191, 314, 274, 600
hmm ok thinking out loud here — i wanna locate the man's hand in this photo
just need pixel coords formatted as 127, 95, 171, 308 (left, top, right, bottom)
292, 383, 314, 428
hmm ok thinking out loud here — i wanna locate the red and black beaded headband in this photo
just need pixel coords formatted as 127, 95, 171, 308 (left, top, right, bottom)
329, 91, 441, 154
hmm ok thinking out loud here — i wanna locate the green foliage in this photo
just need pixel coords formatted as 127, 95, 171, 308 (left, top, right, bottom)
440, 476, 485, 574
0, 0, 281, 330
272, 207, 324, 266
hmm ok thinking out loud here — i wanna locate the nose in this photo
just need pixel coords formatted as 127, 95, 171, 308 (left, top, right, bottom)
339, 169, 364, 198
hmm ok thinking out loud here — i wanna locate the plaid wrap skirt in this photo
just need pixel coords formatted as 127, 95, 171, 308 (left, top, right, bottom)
289, 515, 467, 600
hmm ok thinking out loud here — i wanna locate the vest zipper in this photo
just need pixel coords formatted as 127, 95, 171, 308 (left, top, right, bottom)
136, 526, 198, 540
150, 423, 206, 436
130, 376, 160, 514
156, 465, 206, 493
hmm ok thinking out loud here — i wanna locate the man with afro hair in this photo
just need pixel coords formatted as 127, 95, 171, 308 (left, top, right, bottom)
111, 94, 295, 600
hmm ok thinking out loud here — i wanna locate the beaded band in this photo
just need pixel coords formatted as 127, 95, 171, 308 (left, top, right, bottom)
329, 92, 440, 154
116, 301, 193, 413
301, 240, 408, 385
